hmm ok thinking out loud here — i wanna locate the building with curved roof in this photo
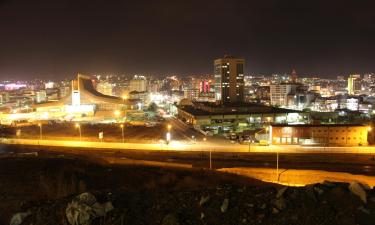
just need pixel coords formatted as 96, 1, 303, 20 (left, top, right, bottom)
33, 74, 138, 117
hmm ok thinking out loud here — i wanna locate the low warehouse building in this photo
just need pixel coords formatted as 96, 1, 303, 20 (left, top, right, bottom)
270, 124, 369, 146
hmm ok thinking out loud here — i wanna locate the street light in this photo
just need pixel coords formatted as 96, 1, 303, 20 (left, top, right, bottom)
203, 137, 212, 170
38, 123, 43, 140
120, 124, 125, 143
249, 126, 270, 152
114, 110, 121, 117
166, 124, 172, 144
166, 132, 171, 144
75, 123, 82, 141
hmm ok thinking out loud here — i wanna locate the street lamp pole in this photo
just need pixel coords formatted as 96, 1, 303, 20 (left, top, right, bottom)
276, 150, 279, 182
38, 123, 43, 140
203, 137, 211, 169
75, 124, 82, 141
166, 124, 172, 144
120, 124, 125, 143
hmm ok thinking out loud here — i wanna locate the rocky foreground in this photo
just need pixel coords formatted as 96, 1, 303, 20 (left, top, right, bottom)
1, 154, 375, 225
9, 181, 375, 225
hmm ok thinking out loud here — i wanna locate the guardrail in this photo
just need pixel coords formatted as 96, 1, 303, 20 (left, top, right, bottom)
2, 138, 375, 154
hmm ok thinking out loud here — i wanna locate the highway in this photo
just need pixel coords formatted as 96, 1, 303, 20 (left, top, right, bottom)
2, 139, 375, 176
3, 117, 375, 178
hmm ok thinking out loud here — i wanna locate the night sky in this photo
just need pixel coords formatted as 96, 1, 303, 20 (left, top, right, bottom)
1, 0, 375, 79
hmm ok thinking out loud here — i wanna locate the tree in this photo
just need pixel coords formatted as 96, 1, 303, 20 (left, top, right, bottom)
148, 102, 158, 112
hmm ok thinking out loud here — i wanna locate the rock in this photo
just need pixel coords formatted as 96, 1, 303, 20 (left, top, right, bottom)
349, 182, 367, 203
276, 187, 288, 198
92, 202, 106, 217
305, 185, 317, 201
221, 198, 229, 213
314, 186, 324, 195
78, 192, 97, 205
199, 195, 210, 206
322, 181, 336, 187
256, 213, 265, 221
66, 192, 114, 225
200, 212, 205, 219
162, 214, 180, 225
246, 203, 254, 208
273, 198, 286, 210
358, 206, 370, 214
260, 203, 266, 209
103, 201, 114, 213
272, 207, 280, 214
10, 211, 31, 225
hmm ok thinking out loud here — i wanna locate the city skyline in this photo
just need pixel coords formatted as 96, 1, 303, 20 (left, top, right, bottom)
1, 0, 375, 79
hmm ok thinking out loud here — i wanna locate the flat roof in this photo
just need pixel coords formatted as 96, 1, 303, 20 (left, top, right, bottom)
178, 105, 300, 116
271, 124, 366, 127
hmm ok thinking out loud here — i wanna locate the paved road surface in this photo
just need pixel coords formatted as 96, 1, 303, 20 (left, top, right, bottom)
2, 143, 375, 177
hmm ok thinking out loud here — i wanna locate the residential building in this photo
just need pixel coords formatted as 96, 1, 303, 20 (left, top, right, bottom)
214, 55, 245, 103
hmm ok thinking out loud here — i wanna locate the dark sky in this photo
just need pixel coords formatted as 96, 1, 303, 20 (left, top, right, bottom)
1, 0, 375, 80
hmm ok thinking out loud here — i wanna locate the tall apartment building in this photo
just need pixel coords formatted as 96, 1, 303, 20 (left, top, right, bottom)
270, 84, 295, 106
129, 75, 147, 92
347, 74, 361, 95
214, 55, 244, 103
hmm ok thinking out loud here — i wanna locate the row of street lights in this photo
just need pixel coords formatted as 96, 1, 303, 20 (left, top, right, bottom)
35, 122, 127, 142
35, 122, 217, 169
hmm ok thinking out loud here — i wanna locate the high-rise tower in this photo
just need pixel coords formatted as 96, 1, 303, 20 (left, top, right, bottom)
214, 55, 245, 104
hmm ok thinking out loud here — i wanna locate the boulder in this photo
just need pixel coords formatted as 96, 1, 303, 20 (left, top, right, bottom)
221, 199, 229, 213
66, 192, 114, 225
10, 211, 31, 225
199, 195, 210, 206
276, 187, 288, 198
162, 214, 180, 225
349, 182, 367, 203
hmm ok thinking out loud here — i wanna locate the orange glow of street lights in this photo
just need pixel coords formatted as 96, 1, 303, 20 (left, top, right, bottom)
114, 110, 121, 117
75, 123, 82, 141
120, 124, 125, 143
37, 123, 43, 140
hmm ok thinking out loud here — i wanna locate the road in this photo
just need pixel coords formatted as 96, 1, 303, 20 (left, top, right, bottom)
1, 117, 203, 143
3, 142, 375, 177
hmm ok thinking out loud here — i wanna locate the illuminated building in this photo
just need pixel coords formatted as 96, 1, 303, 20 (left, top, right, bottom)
270, 70, 305, 108
5, 83, 26, 91
33, 74, 138, 116
129, 75, 147, 92
271, 124, 368, 146
214, 55, 244, 103
270, 83, 299, 107
59, 86, 70, 98
128, 91, 150, 105
45, 81, 55, 89
177, 102, 308, 135
0, 92, 9, 105
184, 88, 199, 100
96, 81, 113, 96
35, 90, 47, 103
347, 74, 361, 95
199, 79, 211, 93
